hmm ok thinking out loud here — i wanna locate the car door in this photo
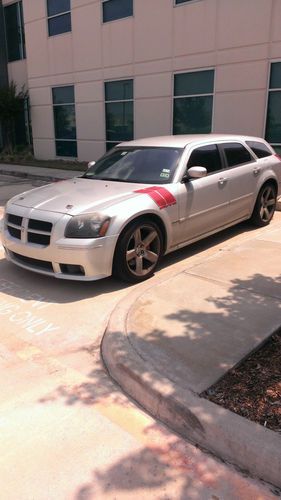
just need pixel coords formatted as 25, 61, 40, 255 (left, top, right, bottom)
218, 142, 256, 221
176, 143, 231, 245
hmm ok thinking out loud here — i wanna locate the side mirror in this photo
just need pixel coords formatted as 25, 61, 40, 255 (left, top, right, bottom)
87, 160, 95, 170
182, 166, 207, 182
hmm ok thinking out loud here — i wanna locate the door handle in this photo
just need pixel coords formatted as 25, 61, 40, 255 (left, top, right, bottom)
218, 177, 228, 186
253, 167, 261, 176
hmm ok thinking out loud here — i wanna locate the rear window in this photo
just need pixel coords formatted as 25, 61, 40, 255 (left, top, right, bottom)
246, 141, 272, 159
221, 143, 253, 167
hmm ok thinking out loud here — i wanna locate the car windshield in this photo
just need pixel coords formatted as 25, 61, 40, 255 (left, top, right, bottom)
84, 147, 183, 184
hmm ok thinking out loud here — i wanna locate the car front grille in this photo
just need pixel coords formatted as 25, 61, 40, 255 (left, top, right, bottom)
6, 213, 53, 247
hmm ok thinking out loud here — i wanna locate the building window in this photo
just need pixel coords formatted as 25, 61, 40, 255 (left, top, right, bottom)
265, 62, 281, 154
173, 69, 214, 135
4, 1, 25, 62
47, 0, 71, 37
175, 0, 197, 4
102, 0, 133, 23
52, 86, 77, 157
105, 79, 133, 151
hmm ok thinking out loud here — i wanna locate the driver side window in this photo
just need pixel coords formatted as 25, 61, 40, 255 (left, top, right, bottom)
187, 144, 222, 174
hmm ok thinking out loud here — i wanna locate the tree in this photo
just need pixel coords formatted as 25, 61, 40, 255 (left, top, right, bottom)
0, 81, 28, 154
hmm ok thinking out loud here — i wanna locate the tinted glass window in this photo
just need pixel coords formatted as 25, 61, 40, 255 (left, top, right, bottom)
105, 80, 133, 101
103, 0, 133, 23
173, 70, 214, 135
48, 13, 71, 36
173, 96, 213, 134
265, 91, 281, 144
174, 70, 214, 96
105, 102, 133, 142
222, 143, 252, 167
52, 85, 77, 157
55, 140, 77, 158
187, 144, 222, 174
84, 147, 183, 184
52, 86, 74, 104
105, 79, 134, 150
47, 0, 70, 17
4, 1, 25, 62
175, 0, 194, 3
53, 105, 76, 140
246, 141, 272, 159
269, 62, 281, 89
266, 63, 281, 149
47, 0, 71, 36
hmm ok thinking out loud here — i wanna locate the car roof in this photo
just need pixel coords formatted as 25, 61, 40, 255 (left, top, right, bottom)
118, 134, 268, 149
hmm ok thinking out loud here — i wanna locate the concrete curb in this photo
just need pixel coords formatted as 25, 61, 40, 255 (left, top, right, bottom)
102, 274, 281, 489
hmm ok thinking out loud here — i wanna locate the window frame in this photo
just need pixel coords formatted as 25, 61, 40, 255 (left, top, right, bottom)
52, 85, 77, 158
172, 68, 215, 135
218, 141, 255, 170
183, 140, 256, 181
47, 0, 71, 37
264, 60, 281, 153
102, 0, 134, 24
104, 78, 134, 152
185, 142, 224, 177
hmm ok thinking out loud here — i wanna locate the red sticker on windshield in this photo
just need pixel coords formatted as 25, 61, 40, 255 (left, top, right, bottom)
135, 187, 176, 209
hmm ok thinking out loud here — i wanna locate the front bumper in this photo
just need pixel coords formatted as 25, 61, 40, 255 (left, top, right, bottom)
1, 207, 118, 281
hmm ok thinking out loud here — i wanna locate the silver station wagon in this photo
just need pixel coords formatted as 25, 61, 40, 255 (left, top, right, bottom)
1, 134, 281, 282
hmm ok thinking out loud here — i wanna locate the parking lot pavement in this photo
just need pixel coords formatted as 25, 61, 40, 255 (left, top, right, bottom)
0, 173, 279, 499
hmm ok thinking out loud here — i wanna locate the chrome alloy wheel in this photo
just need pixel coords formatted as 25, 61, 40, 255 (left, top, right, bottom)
259, 185, 276, 223
126, 224, 161, 277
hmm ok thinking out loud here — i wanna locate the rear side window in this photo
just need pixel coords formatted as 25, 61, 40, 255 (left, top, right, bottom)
187, 144, 222, 174
246, 141, 272, 159
221, 143, 253, 167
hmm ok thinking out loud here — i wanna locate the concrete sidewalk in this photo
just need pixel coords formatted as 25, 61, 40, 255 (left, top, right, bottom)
0, 162, 82, 181
102, 219, 281, 489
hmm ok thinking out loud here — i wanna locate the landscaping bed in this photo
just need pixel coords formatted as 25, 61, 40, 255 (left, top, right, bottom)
0, 152, 87, 171
202, 329, 281, 432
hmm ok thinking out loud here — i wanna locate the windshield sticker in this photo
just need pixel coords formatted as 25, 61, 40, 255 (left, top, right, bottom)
160, 172, 170, 179
135, 186, 176, 209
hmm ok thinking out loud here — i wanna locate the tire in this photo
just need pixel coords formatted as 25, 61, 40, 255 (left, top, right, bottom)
113, 219, 163, 283
251, 183, 277, 227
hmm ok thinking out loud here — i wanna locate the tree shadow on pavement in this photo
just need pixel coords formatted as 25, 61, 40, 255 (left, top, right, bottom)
37, 272, 281, 499
73, 421, 279, 500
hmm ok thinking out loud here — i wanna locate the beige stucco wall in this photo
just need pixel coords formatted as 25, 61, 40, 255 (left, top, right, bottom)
5, 0, 281, 160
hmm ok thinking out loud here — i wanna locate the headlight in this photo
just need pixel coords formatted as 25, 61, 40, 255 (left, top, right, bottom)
65, 213, 111, 238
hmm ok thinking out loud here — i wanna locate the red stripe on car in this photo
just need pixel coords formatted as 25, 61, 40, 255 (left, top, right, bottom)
135, 186, 176, 209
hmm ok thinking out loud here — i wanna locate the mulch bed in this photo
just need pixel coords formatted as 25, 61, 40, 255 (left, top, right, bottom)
202, 330, 281, 432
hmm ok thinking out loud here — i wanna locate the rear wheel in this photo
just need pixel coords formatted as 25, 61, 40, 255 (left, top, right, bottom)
113, 219, 163, 283
251, 183, 277, 227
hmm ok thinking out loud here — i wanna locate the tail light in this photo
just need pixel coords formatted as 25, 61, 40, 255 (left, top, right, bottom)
274, 154, 281, 161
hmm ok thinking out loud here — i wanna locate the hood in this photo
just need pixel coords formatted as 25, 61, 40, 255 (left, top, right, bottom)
10, 177, 148, 216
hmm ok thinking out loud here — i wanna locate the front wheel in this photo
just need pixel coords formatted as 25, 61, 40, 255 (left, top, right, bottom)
113, 219, 163, 283
251, 183, 277, 227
